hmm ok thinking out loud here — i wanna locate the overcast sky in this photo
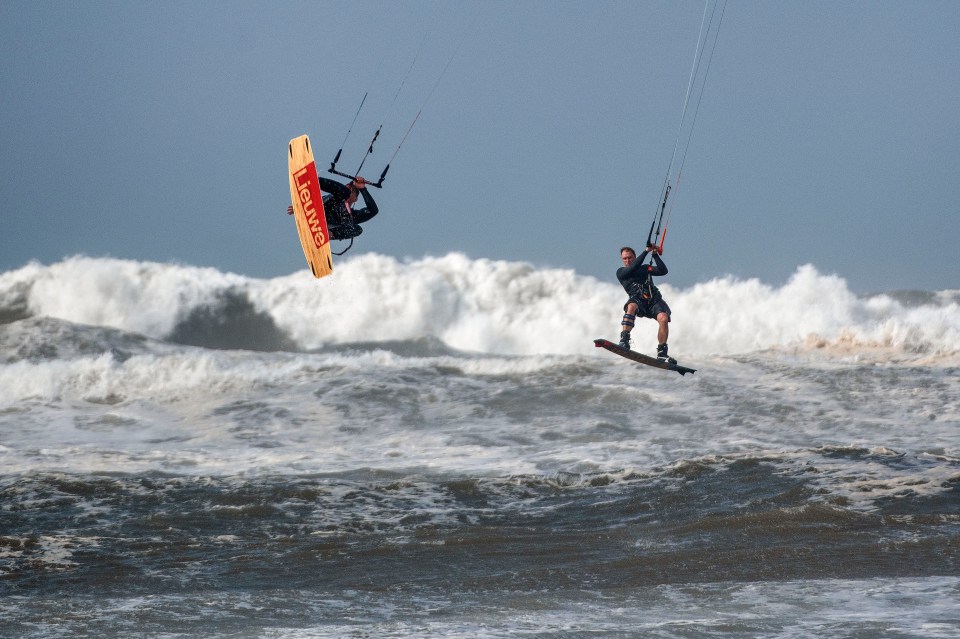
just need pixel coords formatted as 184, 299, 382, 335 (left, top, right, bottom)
2, 0, 958, 293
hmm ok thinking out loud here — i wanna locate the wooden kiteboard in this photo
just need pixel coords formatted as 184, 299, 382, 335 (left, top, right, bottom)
288, 135, 333, 278
594, 338, 697, 376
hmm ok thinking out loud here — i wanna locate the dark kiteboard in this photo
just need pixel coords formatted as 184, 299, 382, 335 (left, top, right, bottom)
594, 339, 696, 376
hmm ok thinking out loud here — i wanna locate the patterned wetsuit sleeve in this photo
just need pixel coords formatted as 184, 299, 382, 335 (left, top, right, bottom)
318, 177, 350, 200
350, 188, 379, 225
649, 252, 668, 276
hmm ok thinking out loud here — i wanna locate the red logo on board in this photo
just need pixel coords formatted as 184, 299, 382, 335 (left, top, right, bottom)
293, 162, 329, 248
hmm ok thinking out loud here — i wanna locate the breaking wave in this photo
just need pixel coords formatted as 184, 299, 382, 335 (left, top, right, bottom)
1, 254, 957, 357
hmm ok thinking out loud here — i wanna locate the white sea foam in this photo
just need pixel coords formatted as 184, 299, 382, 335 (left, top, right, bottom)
3, 257, 958, 639
2, 255, 957, 357
1, 254, 958, 481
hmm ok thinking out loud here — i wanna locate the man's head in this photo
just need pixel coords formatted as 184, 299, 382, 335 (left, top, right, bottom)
346, 183, 359, 206
620, 247, 636, 267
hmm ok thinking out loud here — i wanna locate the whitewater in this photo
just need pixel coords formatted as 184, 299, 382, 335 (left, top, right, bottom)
2, 254, 959, 638
3, 253, 959, 357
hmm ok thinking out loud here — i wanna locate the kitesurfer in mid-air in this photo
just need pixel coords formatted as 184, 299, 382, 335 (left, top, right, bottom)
287, 175, 379, 240
616, 245, 673, 361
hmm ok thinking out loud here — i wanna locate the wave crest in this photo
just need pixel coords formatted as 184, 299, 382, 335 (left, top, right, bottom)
1, 255, 957, 357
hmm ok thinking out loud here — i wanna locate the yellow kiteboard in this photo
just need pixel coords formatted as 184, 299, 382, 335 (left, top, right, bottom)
288, 135, 333, 278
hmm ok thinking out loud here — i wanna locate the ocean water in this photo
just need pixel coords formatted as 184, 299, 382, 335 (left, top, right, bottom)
1, 254, 958, 638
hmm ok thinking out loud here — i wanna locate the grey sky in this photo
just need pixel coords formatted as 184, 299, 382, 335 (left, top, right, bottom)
2, 0, 958, 293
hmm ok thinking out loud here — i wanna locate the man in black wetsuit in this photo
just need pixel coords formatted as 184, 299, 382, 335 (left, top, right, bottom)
616, 244, 673, 361
287, 175, 379, 240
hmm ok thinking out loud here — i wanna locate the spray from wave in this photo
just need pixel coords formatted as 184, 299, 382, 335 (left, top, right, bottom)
1, 254, 957, 357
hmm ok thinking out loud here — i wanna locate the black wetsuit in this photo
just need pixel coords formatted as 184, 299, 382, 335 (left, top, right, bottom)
318, 177, 379, 240
616, 250, 671, 318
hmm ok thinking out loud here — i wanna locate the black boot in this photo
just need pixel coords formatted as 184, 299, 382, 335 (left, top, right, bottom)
618, 331, 631, 350
657, 343, 675, 363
